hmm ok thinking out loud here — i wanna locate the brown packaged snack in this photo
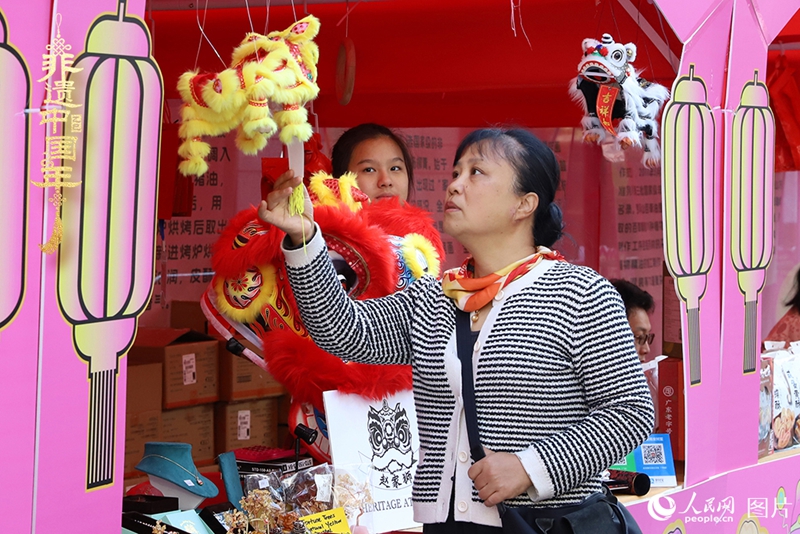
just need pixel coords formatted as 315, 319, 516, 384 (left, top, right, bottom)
775, 408, 794, 449
282, 463, 334, 516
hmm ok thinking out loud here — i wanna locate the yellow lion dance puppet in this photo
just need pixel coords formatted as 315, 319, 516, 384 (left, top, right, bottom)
177, 16, 320, 177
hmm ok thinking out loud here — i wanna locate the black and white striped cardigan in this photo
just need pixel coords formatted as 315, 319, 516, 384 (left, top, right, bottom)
284, 228, 654, 523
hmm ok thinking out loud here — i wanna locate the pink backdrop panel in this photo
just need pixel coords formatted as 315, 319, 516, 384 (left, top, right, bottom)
654, 0, 728, 42
662, 0, 733, 487
0, 3, 49, 533
32, 0, 155, 532
627, 453, 800, 533
717, 0, 784, 476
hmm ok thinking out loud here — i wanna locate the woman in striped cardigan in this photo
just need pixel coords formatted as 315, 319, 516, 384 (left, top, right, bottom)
258, 128, 654, 534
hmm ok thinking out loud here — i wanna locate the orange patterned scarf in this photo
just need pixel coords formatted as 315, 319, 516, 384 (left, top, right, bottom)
442, 247, 565, 312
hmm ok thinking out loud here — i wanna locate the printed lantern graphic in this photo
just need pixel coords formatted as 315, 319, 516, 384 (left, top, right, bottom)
730, 70, 775, 374
56, 0, 162, 488
661, 65, 716, 386
0, 10, 30, 333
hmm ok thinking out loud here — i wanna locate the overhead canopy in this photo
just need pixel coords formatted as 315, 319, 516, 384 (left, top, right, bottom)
152, 0, 800, 128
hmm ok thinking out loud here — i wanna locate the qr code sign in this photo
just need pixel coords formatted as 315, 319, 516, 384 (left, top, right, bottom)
641, 443, 666, 465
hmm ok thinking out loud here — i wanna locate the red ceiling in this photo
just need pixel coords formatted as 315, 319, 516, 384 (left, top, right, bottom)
151, 0, 799, 128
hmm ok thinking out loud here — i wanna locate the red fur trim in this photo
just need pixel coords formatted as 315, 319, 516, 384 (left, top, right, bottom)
315, 205, 397, 300
362, 198, 446, 266
212, 207, 286, 279
263, 330, 412, 410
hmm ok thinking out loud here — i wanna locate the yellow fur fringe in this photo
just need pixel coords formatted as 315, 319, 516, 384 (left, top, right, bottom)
401, 233, 441, 279
213, 266, 274, 323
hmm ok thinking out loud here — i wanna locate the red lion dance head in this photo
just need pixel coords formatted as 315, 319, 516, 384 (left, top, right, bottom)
202, 173, 444, 461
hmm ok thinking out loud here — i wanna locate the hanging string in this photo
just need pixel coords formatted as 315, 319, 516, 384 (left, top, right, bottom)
607, 0, 623, 43
194, 0, 227, 70
636, 0, 656, 77
337, 0, 364, 34
291, 0, 298, 21
509, 0, 532, 49
244, 0, 256, 34
243, 0, 260, 61
309, 99, 319, 132
594, 0, 607, 40
654, 5, 678, 72
264, 0, 271, 34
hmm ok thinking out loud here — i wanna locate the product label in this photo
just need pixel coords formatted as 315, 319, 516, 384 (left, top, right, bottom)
238, 410, 251, 440
184, 479, 195, 487
182, 353, 197, 385
300, 507, 350, 534
314, 473, 333, 502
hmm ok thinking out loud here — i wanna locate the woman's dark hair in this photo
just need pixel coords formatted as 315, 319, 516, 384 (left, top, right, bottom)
787, 268, 800, 311
331, 123, 415, 192
609, 278, 655, 316
453, 128, 564, 247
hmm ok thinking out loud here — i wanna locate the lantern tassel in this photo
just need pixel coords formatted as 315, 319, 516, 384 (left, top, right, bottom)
744, 300, 757, 374
39, 215, 63, 254
688, 307, 701, 385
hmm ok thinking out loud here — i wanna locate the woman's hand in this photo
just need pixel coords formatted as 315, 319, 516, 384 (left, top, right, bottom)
467, 448, 533, 507
257, 170, 315, 246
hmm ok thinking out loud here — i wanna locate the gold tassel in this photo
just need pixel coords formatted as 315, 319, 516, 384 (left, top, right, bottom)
288, 185, 307, 254
40, 215, 63, 254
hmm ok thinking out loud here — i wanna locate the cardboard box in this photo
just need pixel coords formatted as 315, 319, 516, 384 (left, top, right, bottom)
215, 398, 278, 455
171, 300, 208, 334
276, 424, 292, 449
277, 393, 291, 425
218, 338, 286, 401
658, 357, 685, 461
126, 361, 163, 413
125, 361, 164, 476
162, 404, 216, 467
129, 328, 219, 409
124, 410, 162, 477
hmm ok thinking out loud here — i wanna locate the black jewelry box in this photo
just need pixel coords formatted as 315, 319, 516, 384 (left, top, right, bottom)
122, 494, 180, 515
199, 501, 237, 534
122, 511, 191, 534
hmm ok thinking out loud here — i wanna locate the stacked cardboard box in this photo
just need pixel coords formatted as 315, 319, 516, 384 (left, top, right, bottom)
215, 397, 279, 454
126, 327, 219, 483
124, 362, 163, 478
212, 328, 285, 453
124, 301, 288, 487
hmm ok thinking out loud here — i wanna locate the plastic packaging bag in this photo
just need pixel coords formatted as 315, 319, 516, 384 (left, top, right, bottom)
333, 464, 375, 533
282, 463, 334, 516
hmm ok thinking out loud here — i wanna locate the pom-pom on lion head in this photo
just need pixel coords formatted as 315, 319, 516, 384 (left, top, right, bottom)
202, 173, 444, 461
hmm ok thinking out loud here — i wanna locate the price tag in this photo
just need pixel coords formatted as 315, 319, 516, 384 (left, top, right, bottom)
238, 410, 251, 440
300, 507, 351, 534
314, 474, 333, 502
182, 353, 197, 385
